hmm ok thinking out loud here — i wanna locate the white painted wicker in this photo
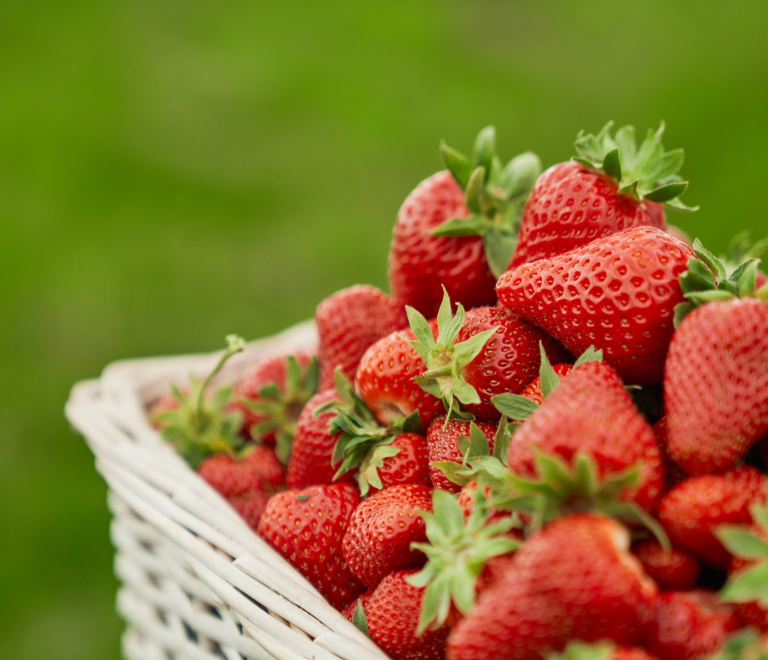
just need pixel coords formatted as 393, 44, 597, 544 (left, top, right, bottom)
65, 320, 389, 660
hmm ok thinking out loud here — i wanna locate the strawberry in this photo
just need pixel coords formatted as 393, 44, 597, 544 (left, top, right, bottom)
406, 288, 573, 420
233, 352, 318, 463
664, 243, 768, 474
315, 370, 430, 495
408, 488, 519, 633
355, 322, 444, 428
548, 643, 660, 660
516, 363, 574, 407
342, 483, 433, 588
497, 226, 694, 385
389, 127, 541, 317
316, 284, 408, 391
198, 446, 284, 496
507, 361, 665, 513
151, 335, 247, 467
645, 590, 740, 660
446, 514, 658, 660
285, 389, 353, 489
510, 122, 695, 269
257, 482, 364, 610
361, 569, 451, 660
427, 417, 498, 493
657, 465, 767, 569
631, 539, 701, 591
340, 590, 373, 624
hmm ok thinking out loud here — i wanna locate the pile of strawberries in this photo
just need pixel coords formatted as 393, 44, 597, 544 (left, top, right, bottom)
151, 123, 768, 660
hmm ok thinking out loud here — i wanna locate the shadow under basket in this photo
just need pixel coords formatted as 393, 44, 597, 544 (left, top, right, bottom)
65, 320, 388, 660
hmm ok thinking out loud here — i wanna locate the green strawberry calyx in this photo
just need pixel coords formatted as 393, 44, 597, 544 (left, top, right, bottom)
243, 354, 319, 465
152, 334, 246, 469
315, 369, 422, 496
431, 126, 542, 278
407, 487, 520, 633
718, 501, 768, 608
492, 344, 603, 421
712, 629, 768, 660
675, 238, 768, 326
573, 121, 697, 212
438, 439, 668, 548
546, 641, 619, 660
406, 288, 496, 424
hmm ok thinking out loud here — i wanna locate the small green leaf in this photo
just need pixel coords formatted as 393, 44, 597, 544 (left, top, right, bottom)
721, 562, 768, 605
693, 238, 728, 283
441, 141, 473, 190
464, 166, 486, 214
352, 601, 370, 637
492, 393, 538, 420
644, 181, 688, 203
499, 151, 542, 199
618, 179, 639, 199
573, 345, 603, 367
484, 227, 517, 279
406, 306, 436, 353
538, 342, 560, 398
296, 494, 310, 503
401, 411, 423, 434
758, 283, 768, 303
684, 289, 736, 305
717, 527, 768, 560
432, 460, 471, 487
471, 126, 496, 177
430, 215, 487, 237
601, 147, 621, 181
673, 301, 696, 328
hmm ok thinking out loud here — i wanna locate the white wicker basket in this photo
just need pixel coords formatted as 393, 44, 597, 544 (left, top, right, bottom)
65, 320, 389, 660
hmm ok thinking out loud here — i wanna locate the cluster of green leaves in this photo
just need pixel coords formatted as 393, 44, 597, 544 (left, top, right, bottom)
244, 355, 319, 464
316, 369, 422, 496
573, 121, 697, 211
676, 238, 768, 326
407, 288, 496, 424
152, 335, 246, 468
432, 126, 542, 277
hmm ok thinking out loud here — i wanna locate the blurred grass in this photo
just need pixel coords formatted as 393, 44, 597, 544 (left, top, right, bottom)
1, 1, 767, 657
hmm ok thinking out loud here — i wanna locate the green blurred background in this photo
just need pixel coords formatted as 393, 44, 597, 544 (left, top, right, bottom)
1, 1, 766, 657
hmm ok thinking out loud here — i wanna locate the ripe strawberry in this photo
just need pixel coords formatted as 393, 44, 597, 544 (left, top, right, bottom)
645, 590, 739, 660
508, 361, 665, 513
651, 416, 686, 487
257, 482, 364, 610
233, 352, 318, 463
631, 539, 701, 591
364, 569, 451, 660
657, 465, 767, 569
457, 481, 514, 527
498, 226, 693, 385
548, 642, 660, 660
510, 122, 695, 268
151, 335, 247, 467
316, 285, 408, 391
389, 127, 541, 317
316, 370, 431, 495
342, 484, 433, 588
407, 289, 573, 420
285, 389, 352, 489
664, 242, 768, 474
340, 590, 373, 624
355, 323, 444, 428
427, 417, 497, 493
446, 514, 658, 660
516, 363, 573, 407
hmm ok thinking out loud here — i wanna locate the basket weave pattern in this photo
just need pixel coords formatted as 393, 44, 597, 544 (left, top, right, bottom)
66, 321, 388, 660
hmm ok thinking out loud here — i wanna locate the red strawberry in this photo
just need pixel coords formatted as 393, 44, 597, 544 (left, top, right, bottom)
355, 324, 444, 428
340, 590, 373, 623
631, 539, 701, 591
257, 482, 364, 610
198, 446, 285, 497
508, 361, 665, 513
370, 432, 431, 493
651, 416, 686, 488
285, 389, 352, 489
498, 226, 693, 385
316, 285, 407, 392
510, 122, 694, 268
446, 514, 658, 660
656, 465, 767, 569
664, 298, 768, 474
232, 352, 318, 462
342, 484, 433, 588
364, 569, 451, 660
517, 363, 573, 407
645, 590, 739, 660
410, 295, 573, 420
389, 128, 541, 317
427, 417, 497, 493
